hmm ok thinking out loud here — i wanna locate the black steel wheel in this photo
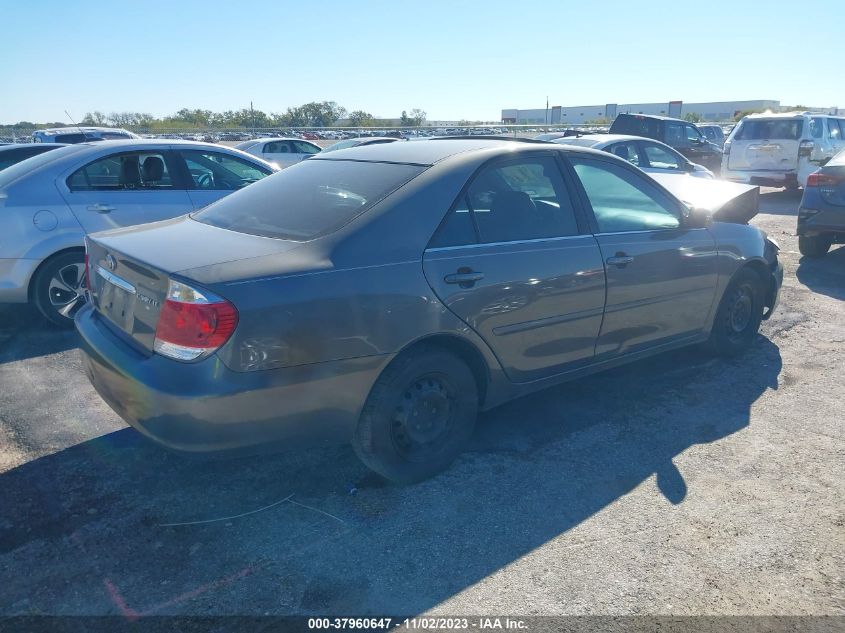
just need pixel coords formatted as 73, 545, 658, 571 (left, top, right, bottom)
706, 268, 765, 357
353, 346, 478, 484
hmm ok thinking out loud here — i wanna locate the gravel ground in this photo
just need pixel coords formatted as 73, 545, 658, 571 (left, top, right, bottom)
0, 189, 843, 617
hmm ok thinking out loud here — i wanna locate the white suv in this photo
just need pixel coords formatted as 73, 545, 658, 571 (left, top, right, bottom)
32, 127, 139, 144
722, 112, 845, 189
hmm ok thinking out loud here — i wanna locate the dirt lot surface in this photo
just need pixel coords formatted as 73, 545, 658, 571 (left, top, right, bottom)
0, 189, 843, 617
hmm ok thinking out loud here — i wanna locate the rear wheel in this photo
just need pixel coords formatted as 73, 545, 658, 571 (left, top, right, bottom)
798, 234, 832, 258
706, 268, 765, 357
32, 251, 87, 328
353, 346, 478, 484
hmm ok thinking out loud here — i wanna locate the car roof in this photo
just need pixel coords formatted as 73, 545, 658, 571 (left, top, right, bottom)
312, 137, 606, 166
309, 136, 607, 166
34, 127, 133, 134
742, 111, 810, 120
0, 142, 67, 151
616, 113, 683, 122
251, 137, 317, 143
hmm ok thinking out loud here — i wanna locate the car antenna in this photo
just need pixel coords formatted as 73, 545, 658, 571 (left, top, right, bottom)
64, 110, 85, 138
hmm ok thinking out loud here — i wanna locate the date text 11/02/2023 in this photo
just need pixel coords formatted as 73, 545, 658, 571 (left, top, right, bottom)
307, 617, 529, 630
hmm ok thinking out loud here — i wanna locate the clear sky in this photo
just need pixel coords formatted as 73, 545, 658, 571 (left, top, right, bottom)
1, 0, 842, 124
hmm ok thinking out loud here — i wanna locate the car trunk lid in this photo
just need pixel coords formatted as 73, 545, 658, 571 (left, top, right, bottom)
86, 216, 302, 352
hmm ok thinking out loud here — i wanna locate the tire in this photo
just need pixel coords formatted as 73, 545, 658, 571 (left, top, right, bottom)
799, 234, 832, 258
706, 268, 766, 357
32, 251, 87, 328
352, 346, 479, 484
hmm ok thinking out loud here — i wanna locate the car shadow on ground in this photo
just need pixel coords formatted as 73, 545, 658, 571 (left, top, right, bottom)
796, 245, 845, 300
0, 338, 782, 615
757, 189, 801, 216
0, 304, 78, 364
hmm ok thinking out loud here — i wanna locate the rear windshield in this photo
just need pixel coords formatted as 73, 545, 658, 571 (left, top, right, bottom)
734, 119, 803, 141
0, 144, 85, 189
554, 138, 600, 147
193, 159, 426, 240
98, 131, 134, 140
610, 115, 660, 137
53, 133, 89, 143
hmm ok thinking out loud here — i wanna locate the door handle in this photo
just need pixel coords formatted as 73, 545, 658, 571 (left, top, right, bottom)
87, 204, 115, 213
606, 254, 634, 267
444, 270, 484, 286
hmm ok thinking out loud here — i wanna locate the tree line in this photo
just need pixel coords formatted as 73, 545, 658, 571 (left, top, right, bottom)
2, 102, 427, 130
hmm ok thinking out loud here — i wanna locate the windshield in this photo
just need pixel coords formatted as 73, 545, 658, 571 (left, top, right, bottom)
193, 158, 425, 240
734, 119, 803, 140
0, 144, 85, 188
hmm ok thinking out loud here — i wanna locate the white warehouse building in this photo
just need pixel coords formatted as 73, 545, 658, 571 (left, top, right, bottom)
501, 100, 786, 124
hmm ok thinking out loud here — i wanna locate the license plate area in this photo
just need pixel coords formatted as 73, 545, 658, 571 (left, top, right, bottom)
96, 266, 137, 331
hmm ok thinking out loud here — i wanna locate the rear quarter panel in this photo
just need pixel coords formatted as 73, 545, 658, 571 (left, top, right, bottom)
200, 154, 512, 405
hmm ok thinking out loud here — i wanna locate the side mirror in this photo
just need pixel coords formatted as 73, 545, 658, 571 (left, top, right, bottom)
685, 206, 712, 229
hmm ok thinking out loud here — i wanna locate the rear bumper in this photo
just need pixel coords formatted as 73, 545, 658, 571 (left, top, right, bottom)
723, 169, 798, 188
75, 304, 388, 454
0, 258, 40, 304
797, 206, 845, 239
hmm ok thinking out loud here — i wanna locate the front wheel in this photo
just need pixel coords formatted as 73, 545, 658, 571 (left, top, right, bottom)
706, 268, 765, 357
798, 234, 831, 258
353, 346, 478, 484
32, 251, 87, 328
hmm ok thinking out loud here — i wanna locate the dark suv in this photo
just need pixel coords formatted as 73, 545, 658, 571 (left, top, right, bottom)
610, 114, 723, 174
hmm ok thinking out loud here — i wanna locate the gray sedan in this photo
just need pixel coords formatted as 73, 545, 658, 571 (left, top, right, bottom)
0, 140, 276, 325
76, 139, 782, 483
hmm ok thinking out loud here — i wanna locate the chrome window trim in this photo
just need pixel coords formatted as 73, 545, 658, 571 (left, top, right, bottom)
425, 233, 589, 253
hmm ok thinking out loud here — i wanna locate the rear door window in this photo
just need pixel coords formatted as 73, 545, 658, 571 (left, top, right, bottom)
605, 142, 641, 166
264, 141, 292, 153
828, 119, 842, 140
193, 159, 425, 240
458, 156, 579, 244
67, 151, 178, 191
665, 122, 685, 146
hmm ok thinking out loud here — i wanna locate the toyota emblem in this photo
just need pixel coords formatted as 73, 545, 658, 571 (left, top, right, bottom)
106, 254, 116, 271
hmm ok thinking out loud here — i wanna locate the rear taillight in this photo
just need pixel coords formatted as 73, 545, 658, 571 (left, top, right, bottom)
799, 140, 814, 157
806, 172, 840, 188
154, 280, 238, 361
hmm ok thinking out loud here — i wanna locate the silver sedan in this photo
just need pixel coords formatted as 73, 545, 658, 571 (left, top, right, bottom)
0, 139, 276, 325
234, 137, 322, 168
553, 134, 715, 178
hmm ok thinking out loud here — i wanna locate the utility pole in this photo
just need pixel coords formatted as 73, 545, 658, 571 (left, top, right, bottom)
545, 96, 549, 129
